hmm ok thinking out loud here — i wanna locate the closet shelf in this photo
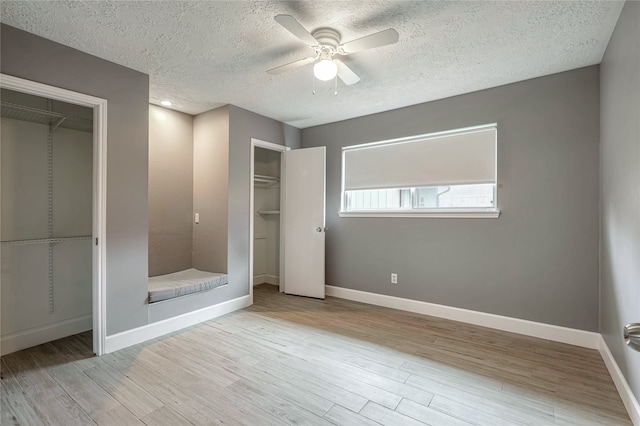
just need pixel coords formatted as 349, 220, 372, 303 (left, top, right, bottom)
1, 236, 92, 246
257, 210, 280, 215
254, 174, 280, 188
1, 101, 93, 133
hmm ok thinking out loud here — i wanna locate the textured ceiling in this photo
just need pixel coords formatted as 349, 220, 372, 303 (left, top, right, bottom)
0, 1, 624, 128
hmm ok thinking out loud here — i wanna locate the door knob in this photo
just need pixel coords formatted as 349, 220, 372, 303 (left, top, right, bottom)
316, 227, 322, 232
624, 323, 640, 352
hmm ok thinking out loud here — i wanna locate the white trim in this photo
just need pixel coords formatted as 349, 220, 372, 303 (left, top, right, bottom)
338, 210, 500, 219
104, 295, 251, 354
93, 99, 108, 357
598, 336, 640, 425
252, 139, 289, 152
1, 314, 92, 356
249, 138, 289, 303
325, 285, 600, 349
279, 148, 287, 294
0, 74, 107, 356
0, 74, 106, 107
253, 274, 279, 286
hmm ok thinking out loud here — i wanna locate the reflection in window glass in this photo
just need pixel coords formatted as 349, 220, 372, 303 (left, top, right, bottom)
415, 184, 494, 208
345, 184, 494, 211
345, 188, 411, 211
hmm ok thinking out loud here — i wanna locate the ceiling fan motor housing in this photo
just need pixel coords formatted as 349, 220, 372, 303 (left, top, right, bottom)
312, 28, 341, 51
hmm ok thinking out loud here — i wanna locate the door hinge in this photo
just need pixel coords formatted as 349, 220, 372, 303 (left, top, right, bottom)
95, 237, 99, 246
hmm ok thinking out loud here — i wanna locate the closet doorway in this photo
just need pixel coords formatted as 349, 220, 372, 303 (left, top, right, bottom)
249, 139, 326, 302
250, 140, 287, 299
0, 74, 106, 356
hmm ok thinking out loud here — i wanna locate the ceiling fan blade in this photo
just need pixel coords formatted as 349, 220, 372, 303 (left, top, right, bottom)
267, 56, 316, 75
336, 60, 360, 85
339, 28, 399, 54
274, 15, 319, 46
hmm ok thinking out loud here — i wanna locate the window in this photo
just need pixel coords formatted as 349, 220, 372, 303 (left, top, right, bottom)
340, 124, 499, 218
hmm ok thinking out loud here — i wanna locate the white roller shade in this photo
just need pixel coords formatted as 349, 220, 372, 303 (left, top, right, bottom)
343, 125, 496, 191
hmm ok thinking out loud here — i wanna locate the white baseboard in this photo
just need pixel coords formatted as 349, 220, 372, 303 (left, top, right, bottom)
325, 285, 600, 349
253, 274, 279, 286
598, 336, 640, 425
104, 295, 251, 354
1, 314, 92, 356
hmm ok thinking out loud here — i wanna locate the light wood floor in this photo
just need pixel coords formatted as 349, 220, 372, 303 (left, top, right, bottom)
1, 284, 632, 425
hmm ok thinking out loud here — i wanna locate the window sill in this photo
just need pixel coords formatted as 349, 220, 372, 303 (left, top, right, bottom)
338, 210, 500, 219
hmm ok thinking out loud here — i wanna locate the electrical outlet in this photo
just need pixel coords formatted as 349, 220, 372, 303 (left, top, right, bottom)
391, 273, 398, 284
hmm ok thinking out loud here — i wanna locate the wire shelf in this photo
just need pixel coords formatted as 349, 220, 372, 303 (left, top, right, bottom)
1, 236, 92, 246
1, 101, 93, 133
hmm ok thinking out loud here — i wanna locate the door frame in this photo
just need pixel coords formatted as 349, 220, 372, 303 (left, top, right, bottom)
0, 74, 108, 355
249, 138, 289, 304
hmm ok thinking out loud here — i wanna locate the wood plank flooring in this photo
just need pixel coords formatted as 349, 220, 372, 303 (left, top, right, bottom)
1, 284, 632, 425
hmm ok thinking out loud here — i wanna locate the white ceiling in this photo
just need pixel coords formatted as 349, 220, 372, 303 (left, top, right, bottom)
0, 1, 624, 128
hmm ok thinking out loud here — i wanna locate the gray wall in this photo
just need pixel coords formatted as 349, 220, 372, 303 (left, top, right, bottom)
1, 24, 150, 335
192, 106, 229, 274
148, 105, 194, 277
600, 0, 640, 402
228, 105, 300, 298
302, 66, 600, 331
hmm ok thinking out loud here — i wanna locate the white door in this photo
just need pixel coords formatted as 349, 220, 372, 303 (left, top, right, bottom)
282, 146, 326, 299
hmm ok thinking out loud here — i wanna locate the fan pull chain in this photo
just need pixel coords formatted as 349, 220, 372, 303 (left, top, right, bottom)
334, 75, 338, 96
312, 74, 316, 95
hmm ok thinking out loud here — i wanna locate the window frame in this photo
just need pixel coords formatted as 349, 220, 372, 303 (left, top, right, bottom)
339, 124, 500, 219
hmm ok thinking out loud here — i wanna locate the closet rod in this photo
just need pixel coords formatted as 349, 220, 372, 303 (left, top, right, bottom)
254, 174, 280, 183
0, 236, 92, 246
254, 174, 280, 188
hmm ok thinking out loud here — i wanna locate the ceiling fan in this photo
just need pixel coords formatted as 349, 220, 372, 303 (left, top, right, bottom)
267, 15, 399, 86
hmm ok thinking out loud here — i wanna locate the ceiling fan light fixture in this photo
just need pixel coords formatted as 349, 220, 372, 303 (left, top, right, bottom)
313, 59, 338, 81
269, 15, 398, 87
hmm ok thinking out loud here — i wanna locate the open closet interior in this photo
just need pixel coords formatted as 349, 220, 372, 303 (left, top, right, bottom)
1, 88, 94, 354
253, 147, 281, 287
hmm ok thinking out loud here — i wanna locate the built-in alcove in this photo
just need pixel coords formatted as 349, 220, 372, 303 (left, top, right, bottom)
148, 105, 194, 276
1, 88, 94, 353
147, 104, 230, 322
